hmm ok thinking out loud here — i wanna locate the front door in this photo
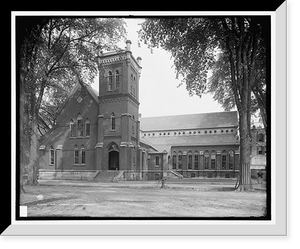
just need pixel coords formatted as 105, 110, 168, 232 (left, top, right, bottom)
109, 150, 119, 170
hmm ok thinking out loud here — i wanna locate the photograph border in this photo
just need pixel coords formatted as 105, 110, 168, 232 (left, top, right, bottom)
5, 3, 286, 235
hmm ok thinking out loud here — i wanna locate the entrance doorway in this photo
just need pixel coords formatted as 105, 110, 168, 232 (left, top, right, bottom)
109, 150, 119, 170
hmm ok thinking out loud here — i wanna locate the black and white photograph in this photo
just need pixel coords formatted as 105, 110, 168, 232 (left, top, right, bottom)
5, 3, 289, 237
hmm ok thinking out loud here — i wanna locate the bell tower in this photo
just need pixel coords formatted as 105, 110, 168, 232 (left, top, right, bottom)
95, 40, 142, 175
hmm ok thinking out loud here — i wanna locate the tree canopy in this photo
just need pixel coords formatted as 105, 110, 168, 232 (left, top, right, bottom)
139, 17, 270, 190
18, 17, 127, 136
138, 17, 268, 130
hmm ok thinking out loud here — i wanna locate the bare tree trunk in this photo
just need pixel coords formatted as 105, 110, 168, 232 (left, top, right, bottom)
238, 109, 253, 191
27, 118, 39, 186
20, 73, 26, 193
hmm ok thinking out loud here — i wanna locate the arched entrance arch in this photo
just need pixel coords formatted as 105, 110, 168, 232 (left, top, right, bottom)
108, 142, 119, 170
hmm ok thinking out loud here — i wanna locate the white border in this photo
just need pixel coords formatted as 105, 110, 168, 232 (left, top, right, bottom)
6, 5, 286, 235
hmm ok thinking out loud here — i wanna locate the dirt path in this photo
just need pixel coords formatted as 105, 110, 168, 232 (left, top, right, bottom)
20, 184, 267, 217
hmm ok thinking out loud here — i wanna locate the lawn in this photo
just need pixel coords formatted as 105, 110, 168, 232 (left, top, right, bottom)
19, 182, 267, 218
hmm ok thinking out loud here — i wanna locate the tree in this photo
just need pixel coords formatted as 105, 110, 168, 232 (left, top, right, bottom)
138, 17, 269, 191
208, 52, 266, 130
17, 17, 126, 186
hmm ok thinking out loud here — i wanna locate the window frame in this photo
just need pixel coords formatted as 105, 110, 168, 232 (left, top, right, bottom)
187, 151, 193, 169
210, 150, 216, 170
155, 156, 160, 167
194, 151, 199, 170
172, 152, 177, 170
111, 112, 116, 131
221, 150, 227, 169
228, 150, 234, 170
85, 118, 90, 137
178, 151, 183, 169
204, 151, 209, 169
108, 71, 113, 91
77, 114, 83, 137
115, 70, 120, 89
74, 145, 79, 165
81, 145, 85, 165
70, 119, 76, 138
49, 145, 54, 166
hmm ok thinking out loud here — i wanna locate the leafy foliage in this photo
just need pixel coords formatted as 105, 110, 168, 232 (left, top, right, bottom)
139, 17, 268, 129
18, 17, 127, 136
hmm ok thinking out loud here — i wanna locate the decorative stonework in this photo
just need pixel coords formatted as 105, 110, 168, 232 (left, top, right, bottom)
141, 128, 236, 138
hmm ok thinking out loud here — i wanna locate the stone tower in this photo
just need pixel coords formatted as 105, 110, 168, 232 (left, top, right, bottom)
95, 40, 142, 175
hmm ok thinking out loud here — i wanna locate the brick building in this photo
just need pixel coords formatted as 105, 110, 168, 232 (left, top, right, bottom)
250, 127, 267, 180
38, 41, 241, 181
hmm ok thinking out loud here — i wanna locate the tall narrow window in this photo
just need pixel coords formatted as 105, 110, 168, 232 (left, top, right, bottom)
85, 119, 90, 137
155, 156, 160, 167
178, 151, 183, 169
70, 119, 75, 138
74, 145, 79, 164
115, 70, 120, 89
77, 114, 83, 137
81, 145, 85, 165
211, 151, 216, 169
221, 150, 227, 169
204, 151, 209, 169
49, 145, 54, 165
108, 71, 113, 91
188, 151, 192, 169
172, 152, 177, 169
229, 150, 234, 170
194, 151, 199, 170
111, 112, 116, 131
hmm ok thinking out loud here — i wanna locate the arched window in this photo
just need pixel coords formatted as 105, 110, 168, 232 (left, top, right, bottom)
77, 114, 83, 137
111, 112, 116, 131
74, 145, 79, 164
108, 71, 113, 91
211, 150, 216, 169
204, 151, 209, 169
85, 119, 90, 137
178, 151, 183, 169
221, 150, 227, 169
115, 70, 120, 89
81, 145, 85, 165
70, 119, 75, 138
228, 150, 234, 170
49, 145, 54, 165
172, 151, 177, 169
188, 151, 193, 169
194, 151, 199, 170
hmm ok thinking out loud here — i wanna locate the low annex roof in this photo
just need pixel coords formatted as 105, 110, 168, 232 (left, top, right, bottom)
140, 111, 238, 132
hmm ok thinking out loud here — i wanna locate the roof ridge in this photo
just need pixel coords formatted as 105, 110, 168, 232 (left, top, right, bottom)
141, 111, 237, 119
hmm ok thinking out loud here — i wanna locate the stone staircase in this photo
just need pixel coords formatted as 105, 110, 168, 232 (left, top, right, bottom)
93, 170, 124, 182
169, 170, 184, 179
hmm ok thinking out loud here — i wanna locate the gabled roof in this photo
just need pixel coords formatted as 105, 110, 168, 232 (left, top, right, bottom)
140, 111, 238, 131
68, 82, 98, 104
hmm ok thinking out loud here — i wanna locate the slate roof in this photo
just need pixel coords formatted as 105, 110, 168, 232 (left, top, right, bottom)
140, 111, 238, 131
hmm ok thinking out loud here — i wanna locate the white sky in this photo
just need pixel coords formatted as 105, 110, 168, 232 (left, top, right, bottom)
91, 18, 224, 118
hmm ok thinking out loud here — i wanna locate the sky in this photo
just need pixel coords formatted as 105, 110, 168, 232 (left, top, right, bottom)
91, 18, 224, 118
